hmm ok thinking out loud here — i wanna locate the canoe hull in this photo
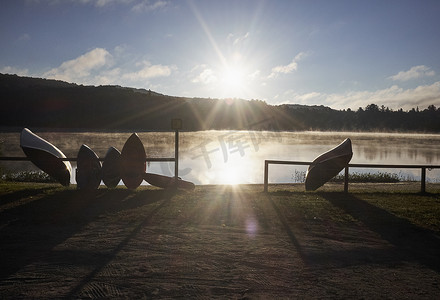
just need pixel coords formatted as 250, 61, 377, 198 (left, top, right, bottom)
143, 173, 195, 190
76, 144, 101, 190
20, 128, 72, 186
120, 133, 146, 189
102, 147, 121, 188
305, 138, 353, 191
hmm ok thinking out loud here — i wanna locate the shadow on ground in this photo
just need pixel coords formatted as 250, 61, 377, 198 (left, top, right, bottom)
321, 192, 440, 272
268, 190, 440, 272
0, 188, 174, 281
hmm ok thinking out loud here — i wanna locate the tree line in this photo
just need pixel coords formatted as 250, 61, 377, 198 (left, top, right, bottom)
1, 73, 439, 132
276, 103, 440, 132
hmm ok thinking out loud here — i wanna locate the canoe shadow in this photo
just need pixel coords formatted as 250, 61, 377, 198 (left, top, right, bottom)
268, 192, 440, 272
0, 187, 173, 281
320, 192, 440, 272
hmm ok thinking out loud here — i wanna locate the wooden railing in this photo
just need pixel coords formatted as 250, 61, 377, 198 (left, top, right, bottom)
0, 157, 175, 162
264, 159, 440, 193
1, 120, 183, 181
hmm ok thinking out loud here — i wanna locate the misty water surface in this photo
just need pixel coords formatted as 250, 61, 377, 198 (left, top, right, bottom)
1, 131, 440, 185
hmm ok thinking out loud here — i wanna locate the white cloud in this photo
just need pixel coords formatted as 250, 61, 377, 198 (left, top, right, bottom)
269, 61, 298, 77
389, 65, 435, 81
113, 44, 129, 56
192, 68, 217, 85
93, 67, 121, 85
297, 92, 322, 102
28, 0, 136, 8
78, 0, 134, 7
294, 52, 307, 61
283, 83, 440, 111
0, 66, 29, 76
43, 48, 112, 83
122, 60, 174, 80
268, 52, 307, 79
227, 32, 250, 46
132, 0, 168, 13
273, 90, 322, 105
248, 70, 261, 80
96, 0, 114, 7
35, 47, 175, 88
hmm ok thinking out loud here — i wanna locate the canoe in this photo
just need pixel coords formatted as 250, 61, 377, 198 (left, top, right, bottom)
101, 146, 121, 188
20, 128, 72, 186
143, 172, 195, 190
76, 144, 101, 190
120, 133, 146, 189
305, 138, 353, 191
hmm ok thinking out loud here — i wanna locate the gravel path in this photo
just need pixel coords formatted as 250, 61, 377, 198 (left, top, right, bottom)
1, 184, 439, 298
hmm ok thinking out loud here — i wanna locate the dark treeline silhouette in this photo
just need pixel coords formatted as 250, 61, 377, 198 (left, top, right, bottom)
278, 103, 440, 132
1, 73, 439, 132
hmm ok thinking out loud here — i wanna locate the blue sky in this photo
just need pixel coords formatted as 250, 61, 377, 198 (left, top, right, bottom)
1, 0, 440, 110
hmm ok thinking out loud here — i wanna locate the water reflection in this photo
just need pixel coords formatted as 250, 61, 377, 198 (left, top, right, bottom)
151, 131, 440, 185
1, 131, 440, 185
176, 131, 440, 184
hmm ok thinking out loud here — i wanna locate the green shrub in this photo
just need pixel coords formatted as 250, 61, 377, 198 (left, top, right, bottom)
292, 170, 403, 183
1, 171, 58, 183
331, 171, 400, 183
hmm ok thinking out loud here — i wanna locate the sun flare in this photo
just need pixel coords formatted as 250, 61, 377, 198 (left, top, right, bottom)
221, 66, 245, 89
215, 53, 255, 98
217, 166, 242, 185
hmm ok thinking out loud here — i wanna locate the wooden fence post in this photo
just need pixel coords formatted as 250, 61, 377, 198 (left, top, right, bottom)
264, 160, 269, 193
344, 166, 349, 193
174, 129, 179, 183
171, 119, 182, 188
421, 167, 426, 193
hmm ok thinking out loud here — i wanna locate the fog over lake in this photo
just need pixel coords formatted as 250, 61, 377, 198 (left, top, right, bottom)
1, 131, 440, 185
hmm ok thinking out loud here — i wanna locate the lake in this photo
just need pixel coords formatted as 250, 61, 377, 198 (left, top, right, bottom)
1, 130, 440, 185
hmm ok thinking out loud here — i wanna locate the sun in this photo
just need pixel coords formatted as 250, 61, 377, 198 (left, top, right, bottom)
216, 53, 254, 98
221, 66, 245, 90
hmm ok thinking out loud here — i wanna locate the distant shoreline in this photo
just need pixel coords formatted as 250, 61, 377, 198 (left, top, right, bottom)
2, 74, 440, 133
2, 126, 440, 135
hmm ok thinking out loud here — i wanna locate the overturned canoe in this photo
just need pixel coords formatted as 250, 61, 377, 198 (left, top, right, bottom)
102, 146, 121, 188
305, 138, 353, 191
20, 128, 72, 186
76, 144, 101, 190
120, 133, 146, 189
143, 173, 195, 190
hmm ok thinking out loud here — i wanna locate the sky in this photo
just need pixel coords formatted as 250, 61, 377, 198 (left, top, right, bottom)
1, 0, 440, 110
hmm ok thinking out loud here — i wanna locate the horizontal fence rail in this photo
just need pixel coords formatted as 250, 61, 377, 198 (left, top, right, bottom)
264, 160, 440, 193
1, 122, 182, 184
0, 157, 175, 162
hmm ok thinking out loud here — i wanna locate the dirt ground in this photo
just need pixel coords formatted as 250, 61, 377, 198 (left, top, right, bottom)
1, 183, 440, 299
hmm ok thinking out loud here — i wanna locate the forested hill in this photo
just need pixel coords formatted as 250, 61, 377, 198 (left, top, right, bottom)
1, 73, 439, 132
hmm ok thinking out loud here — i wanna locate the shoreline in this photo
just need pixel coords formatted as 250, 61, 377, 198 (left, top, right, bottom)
2, 126, 440, 134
